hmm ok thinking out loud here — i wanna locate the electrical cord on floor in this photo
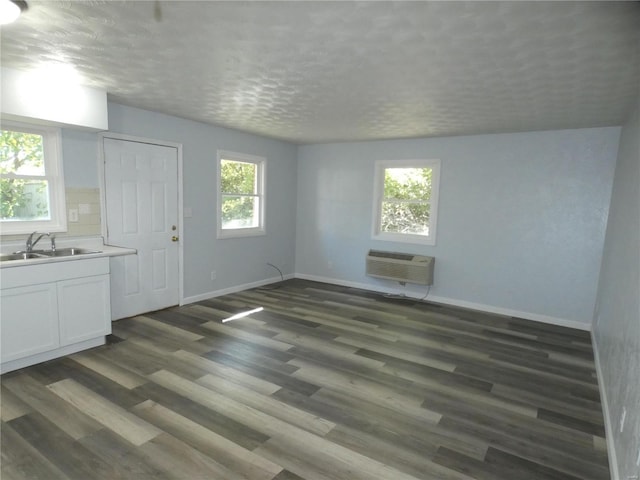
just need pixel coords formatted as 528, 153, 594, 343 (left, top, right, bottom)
382, 285, 431, 302
420, 285, 431, 301
267, 262, 284, 281
257, 262, 284, 291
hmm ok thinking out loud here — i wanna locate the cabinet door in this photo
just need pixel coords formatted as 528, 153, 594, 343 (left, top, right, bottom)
58, 275, 111, 346
1, 284, 59, 362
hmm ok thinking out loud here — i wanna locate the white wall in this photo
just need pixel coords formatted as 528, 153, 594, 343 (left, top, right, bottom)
95, 103, 297, 299
593, 93, 640, 480
296, 127, 620, 327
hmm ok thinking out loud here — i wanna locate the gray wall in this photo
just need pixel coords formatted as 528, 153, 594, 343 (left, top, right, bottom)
102, 103, 298, 299
593, 93, 640, 479
61, 129, 100, 188
296, 127, 620, 327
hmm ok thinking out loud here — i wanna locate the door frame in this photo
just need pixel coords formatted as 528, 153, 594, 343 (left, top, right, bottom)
98, 132, 185, 307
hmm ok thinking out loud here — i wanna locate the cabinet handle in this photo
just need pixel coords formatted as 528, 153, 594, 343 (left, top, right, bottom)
171, 236, 179, 242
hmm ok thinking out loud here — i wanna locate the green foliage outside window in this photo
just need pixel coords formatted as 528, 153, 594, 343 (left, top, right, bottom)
220, 159, 259, 228
381, 167, 432, 235
0, 129, 50, 220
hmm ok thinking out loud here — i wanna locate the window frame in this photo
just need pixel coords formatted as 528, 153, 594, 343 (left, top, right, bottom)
216, 149, 266, 239
0, 121, 67, 235
372, 158, 441, 246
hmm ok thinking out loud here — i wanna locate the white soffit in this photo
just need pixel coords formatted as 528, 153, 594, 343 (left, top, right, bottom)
1, 1, 638, 144
1, 67, 108, 131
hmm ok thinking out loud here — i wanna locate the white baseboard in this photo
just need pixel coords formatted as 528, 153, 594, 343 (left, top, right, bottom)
592, 335, 620, 480
427, 294, 591, 331
294, 273, 591, 331
181, 274, 294, 305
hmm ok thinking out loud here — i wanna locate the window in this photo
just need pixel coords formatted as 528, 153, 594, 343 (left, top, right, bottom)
0, 122, 66, 235
217, 150, 265, 238
373, 159, 441, 245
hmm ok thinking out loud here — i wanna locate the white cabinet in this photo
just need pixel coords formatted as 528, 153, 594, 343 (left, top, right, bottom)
0, 257, 111, 373
58, 275, 111, 346
1, 284, 59, 362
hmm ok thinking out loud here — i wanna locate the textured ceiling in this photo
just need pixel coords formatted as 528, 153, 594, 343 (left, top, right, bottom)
1, 1, 639, 144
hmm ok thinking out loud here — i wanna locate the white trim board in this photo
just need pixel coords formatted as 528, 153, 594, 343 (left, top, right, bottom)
294, 273, 592, 331
592, 336, 620, 480
182, 274, 295, 305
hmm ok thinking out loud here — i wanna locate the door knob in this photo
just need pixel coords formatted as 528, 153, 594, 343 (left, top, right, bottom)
172, 236, 179, 242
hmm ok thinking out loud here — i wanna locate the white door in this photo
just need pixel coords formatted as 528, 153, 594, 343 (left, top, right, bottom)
103, 138, 180, 320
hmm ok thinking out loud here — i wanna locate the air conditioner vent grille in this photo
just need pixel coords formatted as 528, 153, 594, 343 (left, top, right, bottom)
367, 250, 415, 261
366, 250, 434, 285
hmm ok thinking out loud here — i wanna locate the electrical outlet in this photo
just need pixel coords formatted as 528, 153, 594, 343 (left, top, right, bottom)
327, 261, 333, 270
68, 208, 79, 222
211, 271, 216, 281
620, 407, 627, 433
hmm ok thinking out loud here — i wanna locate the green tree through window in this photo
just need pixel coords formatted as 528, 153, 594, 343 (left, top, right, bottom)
220, 159, 258, 228
374, 159, 441, 245
0, 129, 50, 220
382, 167, 432, 235
218, 151, 265, 238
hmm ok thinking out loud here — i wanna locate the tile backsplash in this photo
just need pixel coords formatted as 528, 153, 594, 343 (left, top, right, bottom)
65, 188, 102, 237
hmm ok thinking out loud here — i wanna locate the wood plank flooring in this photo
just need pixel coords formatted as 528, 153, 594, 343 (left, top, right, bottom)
1, 279, 610, 480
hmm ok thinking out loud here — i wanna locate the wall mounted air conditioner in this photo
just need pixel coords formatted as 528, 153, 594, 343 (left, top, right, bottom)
366, 250, 435, 285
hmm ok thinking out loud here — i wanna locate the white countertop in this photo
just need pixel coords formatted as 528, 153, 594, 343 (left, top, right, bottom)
0, 236, 136, 269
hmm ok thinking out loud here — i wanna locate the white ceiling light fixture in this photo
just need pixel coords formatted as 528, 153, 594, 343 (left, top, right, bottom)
0, 0, 27, 25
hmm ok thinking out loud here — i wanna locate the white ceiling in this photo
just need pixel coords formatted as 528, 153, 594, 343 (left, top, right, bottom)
1, 1, 639, 144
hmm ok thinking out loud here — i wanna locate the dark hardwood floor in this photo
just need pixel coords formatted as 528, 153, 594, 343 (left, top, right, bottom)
1, 279, 610, 479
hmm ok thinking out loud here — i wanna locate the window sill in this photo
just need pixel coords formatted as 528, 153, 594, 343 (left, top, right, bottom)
217, 228, 266, 240
372, 232, 436, 246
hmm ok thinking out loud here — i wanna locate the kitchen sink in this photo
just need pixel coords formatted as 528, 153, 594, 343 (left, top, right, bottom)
42, 248, 101, 257
0, 252, 49, 262
0, 248, 102, 262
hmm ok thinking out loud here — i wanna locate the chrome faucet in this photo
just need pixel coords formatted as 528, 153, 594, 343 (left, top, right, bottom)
26, 231, 50, 252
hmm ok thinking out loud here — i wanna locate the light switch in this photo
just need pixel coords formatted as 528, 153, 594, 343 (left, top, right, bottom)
68, 209, 79, 222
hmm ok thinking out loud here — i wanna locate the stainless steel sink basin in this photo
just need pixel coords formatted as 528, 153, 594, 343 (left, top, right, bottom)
0, 252, 49, 262
0, 248, 102, 262
42, 248, 101, 257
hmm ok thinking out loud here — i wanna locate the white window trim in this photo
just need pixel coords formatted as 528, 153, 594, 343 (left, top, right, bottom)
0, 121, 67, 235
372, 158, 441, 246
217, 150, 266, 239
